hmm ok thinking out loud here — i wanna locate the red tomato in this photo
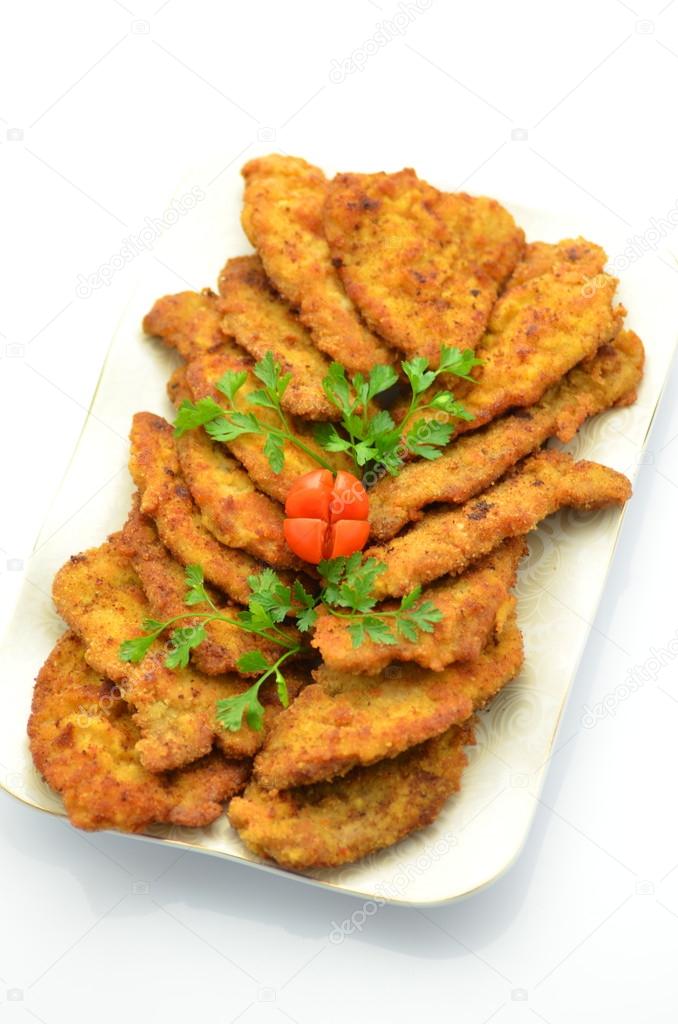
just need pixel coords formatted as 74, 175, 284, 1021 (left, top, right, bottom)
283, 469, 370, 564
284, 469, 333, 520
325, 520, 370, 559
283, 518, 326, 564
330, 470, 369, 522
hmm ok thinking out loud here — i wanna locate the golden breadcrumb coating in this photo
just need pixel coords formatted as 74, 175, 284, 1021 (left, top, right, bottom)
143, 288, 227, 359
367, 450, 632, 598
450, 239, 624, 430
120, 498, 299, 676
323, 168, 524, 364
254, 612, 523, 790
312, 537, 524, 674
241, 154, 395, 372
185, 344, 350, 503
218, 255, 337, 421
29, 632, 249, 831
369, 330, 644, 540
229, 722, 474, 868
52, 536, 305, 771
175, 426, 301, 570
130, 412, 293, 600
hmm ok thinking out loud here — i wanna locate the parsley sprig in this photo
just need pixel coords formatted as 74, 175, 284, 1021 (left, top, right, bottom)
316, 554, 442, 647
173, 347, 480, 478
119, 564, 311, 731
173, 351, 335, 472
119, 555, 442, 731
315, 347, 480, 474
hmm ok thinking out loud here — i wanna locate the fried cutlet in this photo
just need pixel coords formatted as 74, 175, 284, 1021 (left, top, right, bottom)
311, 538, 524, 674
174, 426, 300, 570
29, 632, 249, 831
120, 498, 299, 676
184, 344, 350, 503
143, 288, 226, 360
254, 611, 523, 790
367, 450, 632, 598
130, 412, 296, 599
218, 255, 336, 421
323, 168, 524, 364
369, 329, 644, 540
52, 536, 305, 771
241, 154, 395, 372
229, 721, 474, 869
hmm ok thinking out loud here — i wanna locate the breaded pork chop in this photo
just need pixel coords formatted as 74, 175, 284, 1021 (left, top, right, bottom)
143, 288, 226, 360
52, 536, 305, 771
185, 344, 350, 503
324, 168, 524, 365
241, 154, 394, 372
311, 538, 525, 674
367, 450, 632, 598
411, 237, 624, 435
130, 412, 296, 600
175, 426, 300, 570
218, 255, 336, 421
29, 632, 249, 831
254, 612, 523, 790
508, 236, 609, 286
120, 498, 298, 676
229, 722, 474, 869
369, 329, 644, 540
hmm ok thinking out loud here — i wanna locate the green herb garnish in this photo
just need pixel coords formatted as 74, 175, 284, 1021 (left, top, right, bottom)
119, 556, 441, 732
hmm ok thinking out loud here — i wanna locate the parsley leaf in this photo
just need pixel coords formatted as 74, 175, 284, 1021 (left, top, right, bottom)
264, 433, 285, 474
293, 579, 318, 632
437, 345, 483, 382
184, 564, 211, 606
216, 370, 248, 402
315, 348, 477, 475
119, 633, 157, 663
166, 624, 207, 669
216, 687, 266, 733
237, 650, 271, 674
173, 397, 225, 437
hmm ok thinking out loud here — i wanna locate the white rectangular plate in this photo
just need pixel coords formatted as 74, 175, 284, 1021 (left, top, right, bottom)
1, 160, 676, 906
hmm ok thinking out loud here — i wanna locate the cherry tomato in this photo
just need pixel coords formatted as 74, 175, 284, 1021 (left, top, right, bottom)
283, 469, 370, 564
325, 520, 370, 559
283, 518, 327, 564
330, 470, 369, 522
285, 469, 333, 520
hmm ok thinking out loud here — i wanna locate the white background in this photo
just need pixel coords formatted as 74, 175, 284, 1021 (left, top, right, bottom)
2, 0, 678, 1021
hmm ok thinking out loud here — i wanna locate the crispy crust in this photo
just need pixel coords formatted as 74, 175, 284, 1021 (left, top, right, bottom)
369, 329, 644, 540
218, 255, 337, 421
254, 611, 523, 790
29, 632, 249, 831
52, 535, 304, 771
452, 239, 625, 430
367, 450, 632, 598
130, 412, 290, 601
323, 168, 524, 364
241, 154, 394, 372
143, 289, 228, 359
311, 538, 525, 674
185, 344, 350, 503
120, 497, 298, 675
229, 722, 474, 868
175, 426, 300, 570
